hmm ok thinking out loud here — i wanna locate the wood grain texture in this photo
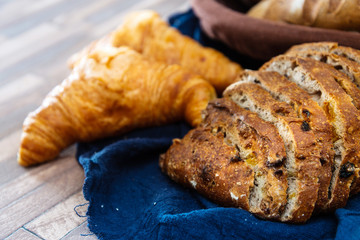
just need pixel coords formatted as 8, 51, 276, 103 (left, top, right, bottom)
4, 228, 41, 240
62, 222, 98, 240
25, 191, 87, 240
0, 0, 189, 238
0, 164, 84, 239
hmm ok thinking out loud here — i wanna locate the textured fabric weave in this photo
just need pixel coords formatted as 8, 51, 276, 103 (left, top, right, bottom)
77, 9, 360, 240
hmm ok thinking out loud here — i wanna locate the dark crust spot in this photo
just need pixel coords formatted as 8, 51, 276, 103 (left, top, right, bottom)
301, 121, 311, 131
334, 65, 343, 70
254, 79, 261, 84
266, 157, 285, 168
320, 158, 327, 166
230, 154, 243, 163
339, 162, 355, 178
302, 109, 310, 118
320, 55, 328, 63
297, 154, 306, 160
274, 169, 283, 177
200, 165, 213, 183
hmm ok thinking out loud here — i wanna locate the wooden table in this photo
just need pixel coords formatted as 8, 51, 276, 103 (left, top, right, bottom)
0, 0, 188, 239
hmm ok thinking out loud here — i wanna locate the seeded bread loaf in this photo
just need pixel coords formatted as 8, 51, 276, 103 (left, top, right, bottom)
224, 82, 321, 222
237, 70, 335, 211
261, 56, 360, 209
160, 42, 360, 223
202, 99, 288, 220
286, 42, 360, 64
285, 49, 360, 100
160, 98, 288, 221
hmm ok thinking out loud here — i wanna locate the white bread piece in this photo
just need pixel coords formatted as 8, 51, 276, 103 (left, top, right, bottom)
237, 70, 335, 211
224, 82, 321, 223
261, 56, 360, 209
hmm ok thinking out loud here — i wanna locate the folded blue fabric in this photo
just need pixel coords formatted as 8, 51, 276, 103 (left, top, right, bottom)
77, 9, 360, 240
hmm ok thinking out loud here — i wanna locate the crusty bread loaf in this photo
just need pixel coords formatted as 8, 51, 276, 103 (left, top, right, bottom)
202, 99, 288, 220
247, 0, 360, 31
224, 82, 321, 223
286, 42, 360, 65
261, 55, 360, 209
160, 42, 360, 223
237, 70, 335, 211
285, 47, 360, 89
160, 98, 288, 220
264, 54, 360, 110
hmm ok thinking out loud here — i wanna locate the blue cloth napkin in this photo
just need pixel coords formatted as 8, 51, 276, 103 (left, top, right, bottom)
77, 9, 360, 240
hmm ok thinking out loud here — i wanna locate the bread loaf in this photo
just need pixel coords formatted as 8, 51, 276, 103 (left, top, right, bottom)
286, 42, 360, 64
261, 56, 360, 209
285, 49, 360, 89
247, 0, 360, 31
224, 82, 321, 222
237, 70, 334, 211
160, 42, 360, 223
160, 98, 288, 220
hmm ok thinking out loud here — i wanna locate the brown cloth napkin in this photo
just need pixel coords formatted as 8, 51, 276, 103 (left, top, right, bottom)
191, 0, 360, 61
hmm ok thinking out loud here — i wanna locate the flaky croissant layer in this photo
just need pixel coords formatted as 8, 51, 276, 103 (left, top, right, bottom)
18, 46, 216, 166
68, 10, 242, 94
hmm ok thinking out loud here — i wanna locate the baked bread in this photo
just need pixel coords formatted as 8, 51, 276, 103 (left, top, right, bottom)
261, 55, 360, 209
69, 10, 243, 94
286, 42, 360, 65
237, 70, 334, 211
285, 49, 360, 89
18, 46, 216, 166
224, 82, 321, 222
247, 0, 360, 31
160, 98, 288, 221
263, 55, 360, 110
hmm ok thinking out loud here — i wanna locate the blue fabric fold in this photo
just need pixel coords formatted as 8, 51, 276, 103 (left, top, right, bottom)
77, 9, 360, 240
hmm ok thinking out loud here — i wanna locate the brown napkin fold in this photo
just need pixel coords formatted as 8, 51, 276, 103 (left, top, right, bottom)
191, 0, 360, 61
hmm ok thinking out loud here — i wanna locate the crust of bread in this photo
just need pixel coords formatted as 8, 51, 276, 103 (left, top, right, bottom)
160, 127, 254, 209
202, 98, 288, 220
286, 42, 360, 64
264, 53, 360, 110
237, 70, 335, 211
261, 55, 360, 209
224, 82, 321, 223
286, 48, 360, 91
160, 98, 288, 220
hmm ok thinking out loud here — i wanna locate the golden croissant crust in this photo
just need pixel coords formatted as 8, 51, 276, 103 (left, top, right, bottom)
18, 46, 216, 166
68, 10, 242, 94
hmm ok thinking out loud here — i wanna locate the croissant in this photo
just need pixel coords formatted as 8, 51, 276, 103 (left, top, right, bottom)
68, 10, 242, 94
18, 46, 216, 166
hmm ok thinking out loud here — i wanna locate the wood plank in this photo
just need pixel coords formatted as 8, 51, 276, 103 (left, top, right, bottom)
0, 0, 63, 27
4, 228, 41, 240
25, 191, 88, 240
61, 222, 98, 240
0, 153, 78, 209
0, 74, 44, 105
90, 0, 188, 38
0, 23, 60, 73
0, 0, 89, 38
0, 30, 83, 86
0, 130, 22, 163
0, 164, 84, 239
